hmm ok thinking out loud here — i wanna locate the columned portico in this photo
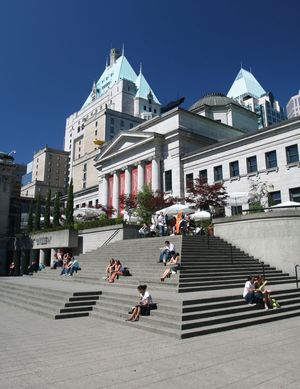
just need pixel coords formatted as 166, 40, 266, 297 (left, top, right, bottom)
152, 158, 161, 191
112, 171, 119, 216
124, 166, 131, 194
137, 161, 144, 191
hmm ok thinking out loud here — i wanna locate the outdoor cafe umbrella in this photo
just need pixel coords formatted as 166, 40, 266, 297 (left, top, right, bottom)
271, 201, 300, 209
190, 210, 211, 221
155, 203, 195, 216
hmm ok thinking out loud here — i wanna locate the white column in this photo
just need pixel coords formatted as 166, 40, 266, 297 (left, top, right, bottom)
137, 162, 144, 191
112, 171, 119, 216
101, 175, 108, 207
39, 249, 46, 265
152, 158, 161, 191
124, 166, 131, 194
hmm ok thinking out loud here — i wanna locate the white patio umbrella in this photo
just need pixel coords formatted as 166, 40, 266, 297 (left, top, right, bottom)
155, 203, 195, 216
190, 211, 211, 221
271, 201, 300, 208
226, 192, 254, 206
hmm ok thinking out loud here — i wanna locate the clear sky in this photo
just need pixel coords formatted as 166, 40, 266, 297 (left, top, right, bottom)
1, 0, 299, 164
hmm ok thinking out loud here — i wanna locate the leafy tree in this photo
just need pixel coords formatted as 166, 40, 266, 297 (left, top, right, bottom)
34, 193, 41, 231
27, 200, 33, 232
185, 175, 228, 210
65, 179, 74, 227
53, 192, 61, 228
129, 186, 179, 223
44, 188, 51, 229
249, 177, 274, 208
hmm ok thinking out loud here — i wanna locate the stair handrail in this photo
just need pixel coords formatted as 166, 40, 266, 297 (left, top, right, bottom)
101, 229, 120, 247
295, 265, 300, 289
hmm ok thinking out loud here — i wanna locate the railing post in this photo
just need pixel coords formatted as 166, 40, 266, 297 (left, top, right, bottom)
295, 265, 299, 289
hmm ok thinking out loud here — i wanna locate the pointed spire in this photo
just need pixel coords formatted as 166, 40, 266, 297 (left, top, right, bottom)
122, 43, 125, 56
139, 62, 143, 75
240, 61, 243, 69
105, 56, 108, 68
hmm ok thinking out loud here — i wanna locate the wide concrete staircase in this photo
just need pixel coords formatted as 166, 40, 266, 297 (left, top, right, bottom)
2, 234, 300, 339
34, 236, 183, 292
0, 279, 102, 320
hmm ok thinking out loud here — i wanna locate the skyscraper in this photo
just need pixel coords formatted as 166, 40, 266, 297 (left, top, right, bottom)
287, 91, 300, 119
227, 68, 286, 128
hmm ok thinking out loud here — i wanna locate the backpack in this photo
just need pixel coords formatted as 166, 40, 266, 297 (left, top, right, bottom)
123, 267, 132, 276
271, 298, 281, 309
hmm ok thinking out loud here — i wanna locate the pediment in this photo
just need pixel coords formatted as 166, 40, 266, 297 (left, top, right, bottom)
97, 131, 155, 162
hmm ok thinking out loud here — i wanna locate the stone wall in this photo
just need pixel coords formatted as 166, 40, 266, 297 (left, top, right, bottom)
214, 210, 300, 276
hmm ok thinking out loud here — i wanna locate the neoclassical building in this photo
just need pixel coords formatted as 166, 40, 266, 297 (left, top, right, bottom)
94, 94, 300, 217
95, 94, 261, 214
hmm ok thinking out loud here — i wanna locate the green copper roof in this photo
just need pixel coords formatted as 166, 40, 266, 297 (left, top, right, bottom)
82, 55, 138, 108
227, 68, 266, 99
135, 71, 160, 104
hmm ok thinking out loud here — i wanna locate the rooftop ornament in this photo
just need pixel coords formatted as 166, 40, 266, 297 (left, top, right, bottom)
93, 139, 105, 146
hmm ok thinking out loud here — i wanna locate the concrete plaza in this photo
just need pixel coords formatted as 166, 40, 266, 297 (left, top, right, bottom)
1, 300, 300, 389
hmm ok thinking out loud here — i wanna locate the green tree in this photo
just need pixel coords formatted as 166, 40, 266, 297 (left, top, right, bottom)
65, 180, 74, 227
44, 188, 51, 229
53, 192, 61, 228
27, 200, 33, 232
186, 176, 228, 211
34, 193, 41, 231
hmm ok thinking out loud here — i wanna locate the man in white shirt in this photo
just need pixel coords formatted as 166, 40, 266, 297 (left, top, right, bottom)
158, 241, 175, 264
243, 276, 256, 305
157, 212, 165, 236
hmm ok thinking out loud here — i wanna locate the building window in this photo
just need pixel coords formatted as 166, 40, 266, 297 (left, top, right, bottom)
95, 199, 99, 207
76, 204, 79, 208
129, 123, 133, 129
265, 150, 277, 169
77, 127, 80, 133
143, 105, 147, 110
149, 107, 152, 112
82, 202, 86, 207
95, 129, 98, 136
289, 187, 300, 203
120, 120, 124, 127
95, 121, 98, 127
231, 206, 243, 216
83, 173, 86, 180
110, 118, 114, 124
229, 161, 239, 177
214, 165, 223, 181
199, 169, 207, 183
247, 156, 257, 173
286, 145, 299, 164
83, 163, 87, 172
269, 191, 281, 206
83, 182, 86, 189
186, 173, 194, 190
165, 170, 172, 191
154, 109, 157, 114
88, 200, 93, 207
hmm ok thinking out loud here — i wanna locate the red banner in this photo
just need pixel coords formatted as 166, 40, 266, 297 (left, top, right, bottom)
131, 167, 138, 195
119, 171, 125, 213
145, 162, 152, 188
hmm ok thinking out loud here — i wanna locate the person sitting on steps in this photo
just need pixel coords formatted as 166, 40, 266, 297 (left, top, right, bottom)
160, 253, 180, 281
254, 275, 272, 310
126, 285, 153, 322
105, 258, 116, 280
243, 276, 256, 306
108, 260, 124, 283
158, 240, 175, 264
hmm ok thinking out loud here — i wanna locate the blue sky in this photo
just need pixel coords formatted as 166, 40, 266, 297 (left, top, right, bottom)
1, 0, 299, 164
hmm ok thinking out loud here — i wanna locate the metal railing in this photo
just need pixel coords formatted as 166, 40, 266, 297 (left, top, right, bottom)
101, 229, 120, 247
295, 265, 300, 289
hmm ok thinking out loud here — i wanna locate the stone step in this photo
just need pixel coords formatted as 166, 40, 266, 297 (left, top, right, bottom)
181, 307, 300, 339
